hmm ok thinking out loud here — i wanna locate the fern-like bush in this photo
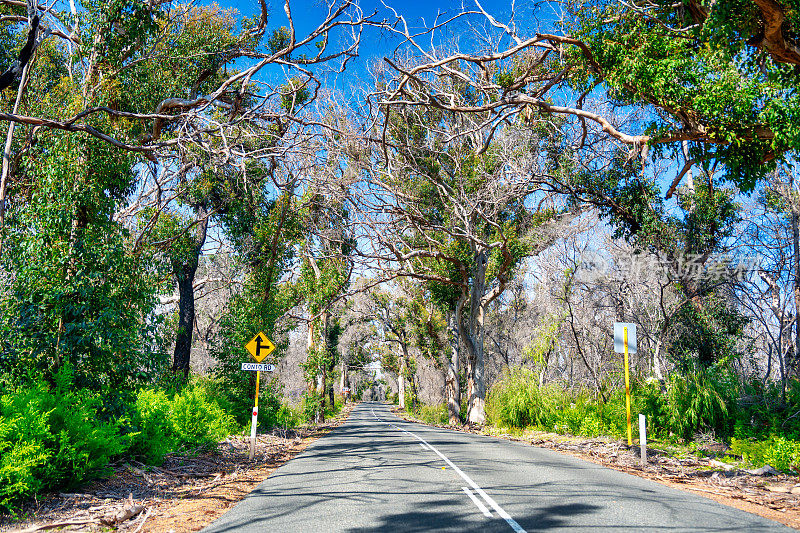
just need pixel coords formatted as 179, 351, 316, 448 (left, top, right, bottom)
169, 384, 235, 451
0, 367, 126, 512
414, 403, 449, 425
127, 388, 173, 463
660, 369, 736, 440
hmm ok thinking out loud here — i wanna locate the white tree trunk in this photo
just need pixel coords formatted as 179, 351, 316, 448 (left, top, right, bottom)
446, 307, 462, 425
399, 349, 406, 409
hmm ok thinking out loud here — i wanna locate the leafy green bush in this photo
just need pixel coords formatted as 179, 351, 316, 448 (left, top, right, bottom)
169, 384, 235, 451
663, 369, 735, 440
730, 437, 769, 466
763, 437, 800, 471
127, 381, 236, 462
127, 388, 173, 463
301, 391, 322, 422
276, 403, 301, 428
486, 368, 554, 428
578, 414, 606, 438
326, 393, 344, 418
414, 403, 448, 425
732, 437, 800, 471
636, 369, 736, 441
0, 368, 126, 512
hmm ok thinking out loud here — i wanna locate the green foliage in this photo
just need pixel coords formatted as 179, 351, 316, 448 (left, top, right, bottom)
0, 132, 164, 391
413, 403, 449, 425
486, 366, 750, 443
127, 388, 173, 464
763, 438, 800, 471
563, 0, 791, 187
0, 373, 240, 512
642, 369, 737, 440
0, 367, 126, 512
301, 390, 322, 423
169, 384, 235, 451
731, 437, 800, 472
486, 367, 553, 429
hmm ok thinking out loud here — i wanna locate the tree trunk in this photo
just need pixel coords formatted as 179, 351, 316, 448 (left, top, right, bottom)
464, 251, 487, 425
399, 343, 408, 409
171, 206, 207, 380
792, 207, 800, 391
172, 264, 197, 379
319, 311, 330, 422
446, 308, 461, 425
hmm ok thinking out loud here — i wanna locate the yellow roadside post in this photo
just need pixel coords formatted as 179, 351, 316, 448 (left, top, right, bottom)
614, 322, 636, 447
244, 331, 276, 461
624, 326, 632, 446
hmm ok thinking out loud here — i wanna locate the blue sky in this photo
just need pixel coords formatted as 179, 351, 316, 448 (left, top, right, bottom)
216, 1, 537, 81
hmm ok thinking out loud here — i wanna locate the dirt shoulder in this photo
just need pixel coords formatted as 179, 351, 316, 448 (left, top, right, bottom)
1, 404, 355, 533
392, 407, 800, 531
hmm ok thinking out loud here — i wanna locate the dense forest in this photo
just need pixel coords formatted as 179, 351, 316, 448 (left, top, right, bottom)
1, 0, 800, 512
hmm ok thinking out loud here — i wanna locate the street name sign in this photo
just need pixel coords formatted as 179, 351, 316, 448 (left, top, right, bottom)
241, 363, 275, 372
245, 331, 275, 362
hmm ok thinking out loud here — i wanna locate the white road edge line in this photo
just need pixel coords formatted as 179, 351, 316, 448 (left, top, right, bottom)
371, 406, 527, 533
462, 487, 492, 517
419, 443, 429, 450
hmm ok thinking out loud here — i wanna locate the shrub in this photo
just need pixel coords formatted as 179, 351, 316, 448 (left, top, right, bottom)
763, 437, 800, 471
127, 388, 173, 464
325, 393, 344, 418
578, 413, 605, 438
301, 391, 322, 422
730, 436, 800, 471
276, 403, 301, 429
486, 368, 553, 428
415, 404, 448, 425
0, 368, 126, 512
0, 383, 54, 512
170, 384, 235, 451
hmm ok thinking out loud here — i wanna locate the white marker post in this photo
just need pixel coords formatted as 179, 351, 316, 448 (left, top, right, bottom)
639, 413, 647, 466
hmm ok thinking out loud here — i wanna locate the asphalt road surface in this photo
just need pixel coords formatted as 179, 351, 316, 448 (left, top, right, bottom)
204, 402, 793, 532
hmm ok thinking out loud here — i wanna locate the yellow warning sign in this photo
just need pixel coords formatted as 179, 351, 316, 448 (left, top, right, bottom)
245, 331, 275, 362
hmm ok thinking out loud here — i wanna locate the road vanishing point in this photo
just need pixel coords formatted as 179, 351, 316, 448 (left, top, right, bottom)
204, 402, 792, 532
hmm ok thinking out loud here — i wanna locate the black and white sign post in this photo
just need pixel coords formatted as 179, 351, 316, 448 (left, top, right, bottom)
243, 332, 276, 461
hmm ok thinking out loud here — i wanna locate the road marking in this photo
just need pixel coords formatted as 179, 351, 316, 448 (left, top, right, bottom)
371, 406, 527, 533
419, 443, 429, 450
462, 487, 492, 517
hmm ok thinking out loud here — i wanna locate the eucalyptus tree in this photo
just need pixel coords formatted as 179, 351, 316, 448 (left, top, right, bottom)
0, 0, 377, 387
295, 186, 353, 421
356, 67, 573, 422
379, 0, 794, 191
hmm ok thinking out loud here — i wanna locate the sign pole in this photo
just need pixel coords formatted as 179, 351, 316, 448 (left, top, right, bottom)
242, 331, 276, 462
624, 326, 632, 446
249, 370, 260, 461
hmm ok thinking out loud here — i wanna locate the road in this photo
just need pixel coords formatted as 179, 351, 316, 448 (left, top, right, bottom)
204, 402, 792, 532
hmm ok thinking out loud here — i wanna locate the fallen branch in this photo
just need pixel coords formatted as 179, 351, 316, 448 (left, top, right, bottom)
18, 518, 98, 532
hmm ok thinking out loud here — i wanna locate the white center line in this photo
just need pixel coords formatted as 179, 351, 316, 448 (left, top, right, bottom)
371, 406, 527, 533
462, 487, 492, 517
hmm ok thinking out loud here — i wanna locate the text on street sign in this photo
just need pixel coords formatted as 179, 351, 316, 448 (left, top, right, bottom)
241, 362, 275, 372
